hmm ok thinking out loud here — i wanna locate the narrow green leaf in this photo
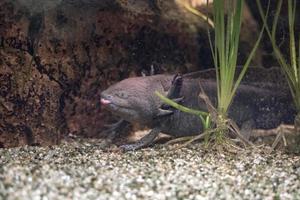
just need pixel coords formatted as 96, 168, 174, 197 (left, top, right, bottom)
155, 91, 209, 117
155, 91, 209, 127
271, 0, 282, 40
288, 0, 297, 81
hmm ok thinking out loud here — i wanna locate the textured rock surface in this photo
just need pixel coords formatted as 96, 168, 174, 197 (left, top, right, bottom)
0, 48, 63, 147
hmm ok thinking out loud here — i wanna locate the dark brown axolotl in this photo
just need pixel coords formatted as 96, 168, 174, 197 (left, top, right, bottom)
100, 74, 296, 151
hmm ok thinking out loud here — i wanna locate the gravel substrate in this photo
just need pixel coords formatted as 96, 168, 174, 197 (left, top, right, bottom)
0, 139, 300, 200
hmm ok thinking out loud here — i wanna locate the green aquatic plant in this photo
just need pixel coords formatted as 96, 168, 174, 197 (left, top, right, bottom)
256, 0, 300, 114
210, 0, 263, 116
155, 0, 263, 148
205, 0, 264, 145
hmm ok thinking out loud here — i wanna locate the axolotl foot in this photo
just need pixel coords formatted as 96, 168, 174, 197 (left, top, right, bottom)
119, 128, 160, 151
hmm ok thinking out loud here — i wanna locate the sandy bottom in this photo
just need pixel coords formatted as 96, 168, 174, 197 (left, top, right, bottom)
0, 138, 300, 200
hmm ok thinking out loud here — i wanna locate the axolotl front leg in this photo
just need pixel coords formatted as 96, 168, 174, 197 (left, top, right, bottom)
120, 74, 184, 151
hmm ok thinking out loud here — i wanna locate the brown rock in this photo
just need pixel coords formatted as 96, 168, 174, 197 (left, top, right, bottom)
0, 48, 63, 147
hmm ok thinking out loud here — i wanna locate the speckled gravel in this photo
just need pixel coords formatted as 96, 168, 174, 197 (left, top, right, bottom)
0, 139, 300, 200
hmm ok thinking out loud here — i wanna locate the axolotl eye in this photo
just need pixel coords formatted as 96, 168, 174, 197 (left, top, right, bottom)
116, 91, 128, 99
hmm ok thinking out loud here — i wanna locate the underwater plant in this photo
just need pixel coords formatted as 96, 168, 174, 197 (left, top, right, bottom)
256, 0, 300, 130
157, 0, 264, 148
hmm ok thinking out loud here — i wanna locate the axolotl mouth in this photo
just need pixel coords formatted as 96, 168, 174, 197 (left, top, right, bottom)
100, 98, 111, 105
100, 93, 114, 108
100, 93, 130, 111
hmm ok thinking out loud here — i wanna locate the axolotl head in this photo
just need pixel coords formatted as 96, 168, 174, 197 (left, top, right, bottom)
101, 75, 170, 124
